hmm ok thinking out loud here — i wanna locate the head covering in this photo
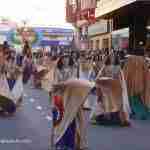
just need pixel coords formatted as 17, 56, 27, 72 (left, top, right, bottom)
3, 41, 9, 49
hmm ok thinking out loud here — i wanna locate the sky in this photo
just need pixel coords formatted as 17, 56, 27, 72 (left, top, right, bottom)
0, 0, 73, 28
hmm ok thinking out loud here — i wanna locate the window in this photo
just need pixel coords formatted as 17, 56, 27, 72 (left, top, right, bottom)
102, 38, 109, 49
96, 39, 100, 49
90, 40, 93, 50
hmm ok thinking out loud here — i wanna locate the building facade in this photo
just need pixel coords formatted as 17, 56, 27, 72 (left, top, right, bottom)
88, 19, 112, 50
88, 20, 110, 50
96, 0, 150, 51
66, 0, 97, 50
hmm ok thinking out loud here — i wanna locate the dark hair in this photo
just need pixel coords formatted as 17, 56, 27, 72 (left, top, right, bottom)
105, 48, 109, 55
113, 56, 120, 65
73, 51, 80, 60
105, 57, 111, 66
68, 56, 74, 67
51, 56, 57, 61
57, 57, 64, 70
23, 41, 31, 56
3, 41, 9, 49
26, 53, 32, 59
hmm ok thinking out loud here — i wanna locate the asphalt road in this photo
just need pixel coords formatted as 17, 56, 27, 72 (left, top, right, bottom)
0, 78, 150, 150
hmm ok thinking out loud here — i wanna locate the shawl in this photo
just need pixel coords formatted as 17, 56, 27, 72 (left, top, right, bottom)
123, 55, 148, 103
96, 65, 131, 116
0, 75, 23, 104
53, 79, 94, 144
145, 69, 150, 108
96, 77, 122, 113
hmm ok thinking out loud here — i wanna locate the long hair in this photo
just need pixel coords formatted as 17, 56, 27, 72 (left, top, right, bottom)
68, 56, 74, 67
105, 56, 111, 66
2, 41, 9, 50
57, 57, 64, 70
23, 41, 31, 56
113, 55, 120, 66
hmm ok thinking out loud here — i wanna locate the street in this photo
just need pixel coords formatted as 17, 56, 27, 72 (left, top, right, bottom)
0, 82, 150, 150
0, 0, 150, 150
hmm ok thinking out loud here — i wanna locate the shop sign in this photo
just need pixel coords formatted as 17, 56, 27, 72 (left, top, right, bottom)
88, 20, 108, 36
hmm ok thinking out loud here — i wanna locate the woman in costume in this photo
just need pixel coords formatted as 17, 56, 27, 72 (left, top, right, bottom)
54, 55, 73, 83
0, 50, 16, 114
68, 55, 78, 78
50, 55, 93, 150
123, 53, 150, 120
22, 54, 33, 84
52, 79, 93, 150
0, 50, 23, 115
91, 56, 130, 126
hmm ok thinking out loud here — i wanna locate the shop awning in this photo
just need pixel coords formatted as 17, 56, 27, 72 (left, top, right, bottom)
96, 1, 150, 19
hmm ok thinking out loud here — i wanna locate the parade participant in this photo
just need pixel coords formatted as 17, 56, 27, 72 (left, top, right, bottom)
73, 51, 80, 78
41, 56, 58, 92
50, 55, 90, 150
68, 55, 78, 78
5, 54, 17, 90
88, 62, 97, 81
91, 56, 130, 126
22, 41, 32, 57
0, 48, 6, 75
2, 41, 10, 56
54, 55, 73, 82
52, 79, 93, 150
123, 52, 150, 120
22, 54, 33, 84
16, 52, 24, 67
0, 75, 16, 115
33, 65, 48, 88
0, 49, 23, 115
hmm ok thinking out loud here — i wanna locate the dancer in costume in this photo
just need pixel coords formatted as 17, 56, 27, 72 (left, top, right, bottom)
123, 52, 150, 120
0, 50, 23, 115
22, 54, 33, 84
0, 49, 16, 114
50, 54, 93, 150
54, 55, 73, 82
68, 56, 78, 78
91, 56, 130, 126
52, 79, 93, 150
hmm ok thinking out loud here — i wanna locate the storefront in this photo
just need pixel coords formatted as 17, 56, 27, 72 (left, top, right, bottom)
96, 0, 150, 50
112, 28, 129, 50
146, 19, 150, 49
88, 19, 111, 50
